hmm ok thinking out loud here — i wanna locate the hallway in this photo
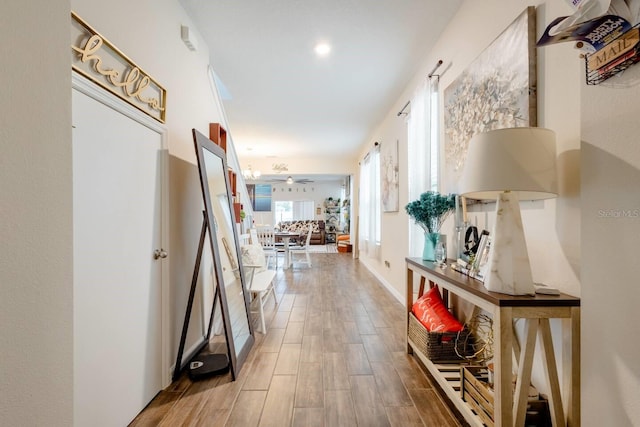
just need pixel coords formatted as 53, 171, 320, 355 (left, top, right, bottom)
131, 253, 462, 426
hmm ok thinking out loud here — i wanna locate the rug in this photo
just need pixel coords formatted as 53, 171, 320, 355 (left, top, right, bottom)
307, 244, 338, 253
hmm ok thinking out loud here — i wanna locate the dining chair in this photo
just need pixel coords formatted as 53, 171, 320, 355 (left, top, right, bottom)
249, 228, 259, 245
256, 225, 282, 269
289, 226, 312, 268
240, 244, 279, 333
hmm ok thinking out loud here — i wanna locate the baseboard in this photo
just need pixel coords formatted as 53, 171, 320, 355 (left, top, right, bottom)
358, 258, 404, 304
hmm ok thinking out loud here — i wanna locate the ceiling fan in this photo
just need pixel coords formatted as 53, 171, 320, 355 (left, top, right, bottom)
268, 175, 314, 185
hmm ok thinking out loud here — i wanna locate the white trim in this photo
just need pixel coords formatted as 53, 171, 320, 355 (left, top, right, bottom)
71, 73, 171, 388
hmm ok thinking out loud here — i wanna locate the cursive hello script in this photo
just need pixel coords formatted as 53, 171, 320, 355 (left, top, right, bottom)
72, 34, 165, 113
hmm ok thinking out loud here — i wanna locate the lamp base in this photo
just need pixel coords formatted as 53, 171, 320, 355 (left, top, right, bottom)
483, 192, 535, 296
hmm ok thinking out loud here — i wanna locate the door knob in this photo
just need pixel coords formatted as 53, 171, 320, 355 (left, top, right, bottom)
154, 249, 168, 259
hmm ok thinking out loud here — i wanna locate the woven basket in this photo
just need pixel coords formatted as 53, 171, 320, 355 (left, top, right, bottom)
408, 311, 472, 362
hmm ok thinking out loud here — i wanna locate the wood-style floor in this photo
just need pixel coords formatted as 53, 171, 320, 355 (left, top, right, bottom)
131, 253, 463, 427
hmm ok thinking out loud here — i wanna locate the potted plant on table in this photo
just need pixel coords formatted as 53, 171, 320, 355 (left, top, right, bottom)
405, 191, 456, 261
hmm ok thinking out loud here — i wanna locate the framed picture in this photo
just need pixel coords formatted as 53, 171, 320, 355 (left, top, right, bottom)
381, 139, 399, 212
443, 7, 537, 193
254, 184, 272, 212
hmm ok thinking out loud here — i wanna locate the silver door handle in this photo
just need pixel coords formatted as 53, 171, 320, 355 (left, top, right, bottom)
154, 249, 168, 259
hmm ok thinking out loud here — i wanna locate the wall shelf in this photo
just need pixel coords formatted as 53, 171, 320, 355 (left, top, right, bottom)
585, 24, 640, 85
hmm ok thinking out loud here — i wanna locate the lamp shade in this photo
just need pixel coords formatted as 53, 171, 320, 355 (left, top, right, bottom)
459, 127, 558, 201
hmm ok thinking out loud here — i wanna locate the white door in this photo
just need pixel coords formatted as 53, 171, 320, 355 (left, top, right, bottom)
72, 81, 166, 426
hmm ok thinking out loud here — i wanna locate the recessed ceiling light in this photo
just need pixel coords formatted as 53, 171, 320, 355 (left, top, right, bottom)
314, 42, 331, 56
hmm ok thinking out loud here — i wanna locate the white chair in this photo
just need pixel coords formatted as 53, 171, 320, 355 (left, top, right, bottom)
289, 226, 312, 267
249, 228, 259, 245
240, 244, 279, 333
256, 225, 284, 269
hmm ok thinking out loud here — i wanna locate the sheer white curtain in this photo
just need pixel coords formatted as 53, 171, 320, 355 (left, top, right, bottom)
407, 77, 439, 257
292, 200, 314, 220
359, 146, 381, 259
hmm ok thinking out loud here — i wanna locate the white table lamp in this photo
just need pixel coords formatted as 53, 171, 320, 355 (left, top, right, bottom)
459, 128, 557, 295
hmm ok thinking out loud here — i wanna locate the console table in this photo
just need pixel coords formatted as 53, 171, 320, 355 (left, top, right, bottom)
406, 258, 580, 427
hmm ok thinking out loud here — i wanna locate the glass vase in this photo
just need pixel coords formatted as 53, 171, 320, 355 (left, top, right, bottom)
423, 232, 445, 262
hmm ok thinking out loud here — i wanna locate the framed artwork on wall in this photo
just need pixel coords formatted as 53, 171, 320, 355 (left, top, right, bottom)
381, 139, 399, 212
443, 6, 537, 193
254, 184, 272, 212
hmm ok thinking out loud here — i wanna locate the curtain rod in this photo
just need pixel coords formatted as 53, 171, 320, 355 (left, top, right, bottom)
397, 100, 410, 117
397, 59, 443, 117
428, 59, 443, 79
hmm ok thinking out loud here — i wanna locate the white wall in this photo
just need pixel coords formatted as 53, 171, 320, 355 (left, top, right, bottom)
581, 69, 640, 425
359, 0, 580, 295
71, 0, 233, 383
356, 0, 581, 398
1, 0, 241, 422
0, 1, 74, 425
251, 181, 344, 225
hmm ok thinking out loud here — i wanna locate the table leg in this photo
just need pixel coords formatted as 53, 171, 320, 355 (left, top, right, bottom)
494, 307, 513, 427
283, 237, 290, 269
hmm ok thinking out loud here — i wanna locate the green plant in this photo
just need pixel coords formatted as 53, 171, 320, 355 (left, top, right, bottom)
405, 191, 456, 234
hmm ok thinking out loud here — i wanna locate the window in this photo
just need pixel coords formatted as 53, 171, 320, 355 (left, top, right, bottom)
359, 145, 381, 258
274, 200, 314, 224
407, 77, 440, 256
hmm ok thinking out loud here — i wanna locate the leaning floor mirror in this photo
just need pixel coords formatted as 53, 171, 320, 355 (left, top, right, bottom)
189, 128, 254, 379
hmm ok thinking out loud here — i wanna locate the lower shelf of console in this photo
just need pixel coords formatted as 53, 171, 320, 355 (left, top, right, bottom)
409, 337, 486, 427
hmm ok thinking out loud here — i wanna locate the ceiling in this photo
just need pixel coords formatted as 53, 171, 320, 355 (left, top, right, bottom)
179, 0, 462, 162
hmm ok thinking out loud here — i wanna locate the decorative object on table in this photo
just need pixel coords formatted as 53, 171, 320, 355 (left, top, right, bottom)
459, 127, 558, 296
405, 191, 456, 261
443, 7, 536, 193
381, 139, 399, 212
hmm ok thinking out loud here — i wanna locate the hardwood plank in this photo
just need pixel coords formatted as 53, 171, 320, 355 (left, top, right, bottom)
295, 362, 324, 408
322, 310, 339, 329
323, 352, 351, 391
277, 293, 296, 312
260, 327, 286, 353
303, 311, 324, 336
242, 351, 278, 391
269, 310, 291, 329
225, 390, 266, 427
390, 351, 432, 390
344, 343, 372, 375
283, 321, 305, 344
341, 321, 362, 344
324, 390, 357, 427
292, 407, 325, 427
354, 314, 378, 335
300, 334, 324, 363
370, 362, 413, 407
156, 376, 228, 426
258, 375, 297, 426
128, 391, 182, 426
361, 334, 392, 362
274, 343, 301, 375
293, 294, 309, 308
408, 388, 461, 426
191, 408, 230, 427
290, 305, 307, 322
385, 406, 426, 427
322, 327, 345, 353
350, 375, 391, 427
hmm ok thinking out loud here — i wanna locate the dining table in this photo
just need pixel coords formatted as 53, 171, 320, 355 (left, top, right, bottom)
273, 231, 301, 269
